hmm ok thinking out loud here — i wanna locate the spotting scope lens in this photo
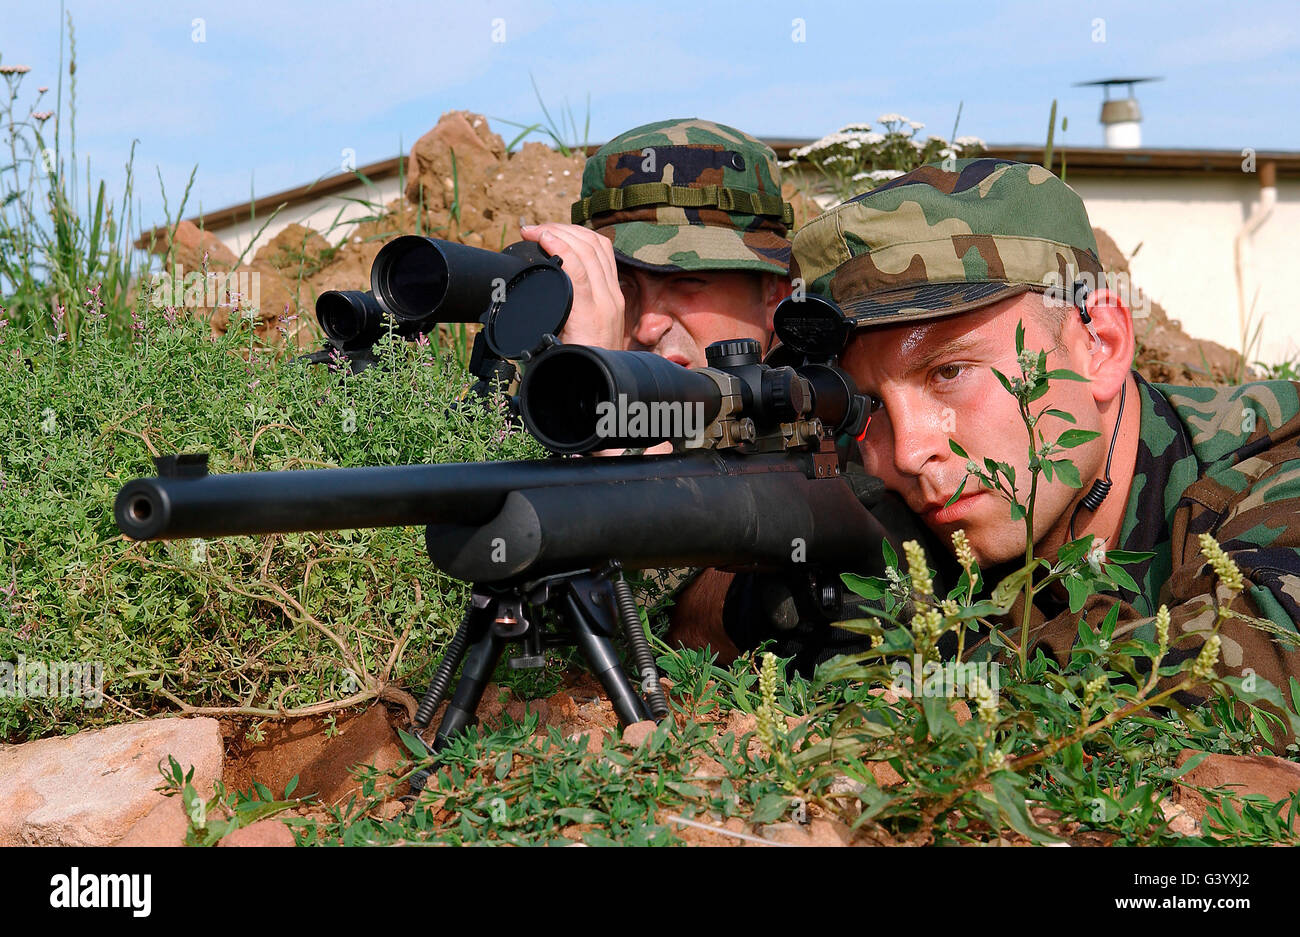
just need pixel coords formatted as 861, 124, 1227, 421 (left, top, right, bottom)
316, 290, 387, 351
370, 237, 452, 324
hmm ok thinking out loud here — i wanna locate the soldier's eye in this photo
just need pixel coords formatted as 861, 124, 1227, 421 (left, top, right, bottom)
935, 363, 964, 381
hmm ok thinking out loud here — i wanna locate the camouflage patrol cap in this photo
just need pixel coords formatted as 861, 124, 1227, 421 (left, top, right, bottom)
791, 158, 1104, 327
572, 118, 793, 276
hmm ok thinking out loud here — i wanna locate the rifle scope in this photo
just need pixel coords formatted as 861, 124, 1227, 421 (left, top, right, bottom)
519, 339, 871, 454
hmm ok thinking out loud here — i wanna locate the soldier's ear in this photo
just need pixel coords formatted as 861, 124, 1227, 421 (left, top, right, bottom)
1080, 288, 1134, 403
761, 273, 792, 330
765, 273, 792, 305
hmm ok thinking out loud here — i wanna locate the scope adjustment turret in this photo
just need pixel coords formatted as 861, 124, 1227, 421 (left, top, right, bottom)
705, 339, 762, 369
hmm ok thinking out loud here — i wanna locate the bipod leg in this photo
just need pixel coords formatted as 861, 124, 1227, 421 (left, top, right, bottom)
431, 624, 507, 751
563, 592, 652, 727
411, 598, 488, 732
408, 592, 502, 795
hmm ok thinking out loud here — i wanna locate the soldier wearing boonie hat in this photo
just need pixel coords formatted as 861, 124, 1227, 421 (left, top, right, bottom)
521, 118, 793, 370
520, 119, 797, 655
789, 157, 1103, 330
714, 157, 1300, 712
571, 117, 793, 276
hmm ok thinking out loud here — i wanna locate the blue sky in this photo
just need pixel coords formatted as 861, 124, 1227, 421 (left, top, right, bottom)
4, 0, 1297, 232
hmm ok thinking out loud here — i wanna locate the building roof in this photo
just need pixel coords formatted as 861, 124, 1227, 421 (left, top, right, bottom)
135, 142, 1300, 249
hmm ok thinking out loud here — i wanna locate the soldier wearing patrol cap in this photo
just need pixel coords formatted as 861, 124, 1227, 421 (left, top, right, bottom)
685, 159, 1300, 717
520, 118, 794, 369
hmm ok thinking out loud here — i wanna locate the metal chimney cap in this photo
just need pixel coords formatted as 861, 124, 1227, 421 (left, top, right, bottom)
1075, 76, 1162, 91
1101, 98, 1142, 124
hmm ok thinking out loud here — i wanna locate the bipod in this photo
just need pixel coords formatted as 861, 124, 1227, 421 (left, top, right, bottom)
406, 563, 670, 794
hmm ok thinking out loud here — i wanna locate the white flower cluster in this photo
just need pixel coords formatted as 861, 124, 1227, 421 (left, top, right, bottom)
955, 135, 986, 148
790, 127, 886, 158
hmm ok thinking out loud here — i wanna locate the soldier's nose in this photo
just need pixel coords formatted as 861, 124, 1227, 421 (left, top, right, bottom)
632, 307, 674, 346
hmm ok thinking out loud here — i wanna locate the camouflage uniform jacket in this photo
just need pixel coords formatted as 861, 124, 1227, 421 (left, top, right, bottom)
1004, 372, 1300, 708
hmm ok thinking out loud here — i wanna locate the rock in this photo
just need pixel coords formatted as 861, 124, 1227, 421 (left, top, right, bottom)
561, 725, 605, 753
113, 797, 191, 847
691, 754, 730, 779
869, 760, 905, 788
575, 697, 617, 730
829, 774, 865, 796
503, 698, 550, 727
1158, 796, 1201, 837
544, 691, 581, 727
622, 720, 657, 747
0, 717, 222, 847
1172, 749, 1300, 829
475, 684, 508, 723
374, 800, 406, 821
723, 710, 758, 739
663, 813, 751, 846
757, 817, 855, 847
869, 684, 909, 705
952, 700, 972, 726
218, 818, 296, 847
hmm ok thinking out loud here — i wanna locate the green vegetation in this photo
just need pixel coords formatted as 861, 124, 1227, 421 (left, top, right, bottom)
0, 306, 538, 741
1, 16, 152, 344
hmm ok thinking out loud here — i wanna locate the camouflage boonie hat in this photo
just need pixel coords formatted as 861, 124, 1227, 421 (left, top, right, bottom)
572, 118, 793, 276
791, 158, 1104, 326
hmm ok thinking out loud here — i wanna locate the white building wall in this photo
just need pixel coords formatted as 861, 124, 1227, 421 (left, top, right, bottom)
215, 174, 406, 262
1069, 176, 1300, 368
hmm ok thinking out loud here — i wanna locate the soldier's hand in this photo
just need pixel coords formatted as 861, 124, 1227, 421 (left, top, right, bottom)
519, 222, 626, 350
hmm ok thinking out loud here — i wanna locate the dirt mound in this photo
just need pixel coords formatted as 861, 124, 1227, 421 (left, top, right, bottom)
222, 704, 403, 807
139, 110, 586, 350
142, 219, 238, 273
253, 223, 335, 279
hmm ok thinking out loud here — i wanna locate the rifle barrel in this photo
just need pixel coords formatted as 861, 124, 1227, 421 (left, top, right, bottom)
114, 452, 847, 542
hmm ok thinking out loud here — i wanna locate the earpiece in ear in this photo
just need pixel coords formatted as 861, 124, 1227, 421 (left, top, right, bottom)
1073, 278, 1105, 351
